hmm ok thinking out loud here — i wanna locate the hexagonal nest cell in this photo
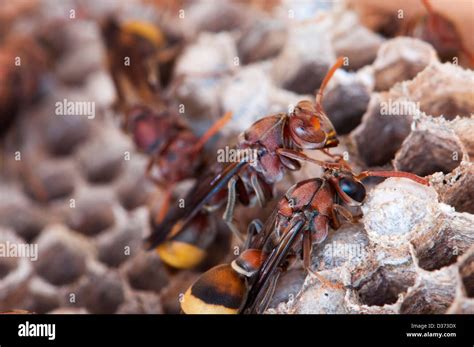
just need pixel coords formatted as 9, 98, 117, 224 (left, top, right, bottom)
355, 266, 417, 307
459, 252, 474, 298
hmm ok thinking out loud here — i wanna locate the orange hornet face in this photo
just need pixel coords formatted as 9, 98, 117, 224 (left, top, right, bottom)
289, 100, 339, 150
